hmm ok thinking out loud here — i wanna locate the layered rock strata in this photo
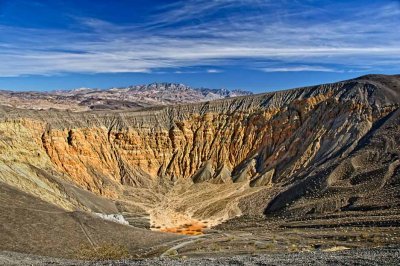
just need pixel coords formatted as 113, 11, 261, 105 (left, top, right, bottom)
0, 74, 399, 230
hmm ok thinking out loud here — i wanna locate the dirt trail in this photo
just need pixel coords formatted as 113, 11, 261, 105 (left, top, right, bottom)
160, 235, 205, 257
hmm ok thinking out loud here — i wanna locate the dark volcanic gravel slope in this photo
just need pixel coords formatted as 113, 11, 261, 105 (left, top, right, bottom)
1, 247, 400, 266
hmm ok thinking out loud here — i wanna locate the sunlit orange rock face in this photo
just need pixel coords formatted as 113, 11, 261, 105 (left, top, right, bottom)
38, 89, 380, 197
42, 127, 121, 197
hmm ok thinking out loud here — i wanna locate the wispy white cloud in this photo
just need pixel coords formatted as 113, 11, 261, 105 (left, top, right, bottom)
148, 0, 269, 27
174, 68, 223, 74
261, 66, 342, 73
0, 0, 399, 77
207, 69, 222, 73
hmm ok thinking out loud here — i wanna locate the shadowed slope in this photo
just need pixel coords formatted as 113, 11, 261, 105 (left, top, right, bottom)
0, 182, 182, 258
264, 108, 400, 217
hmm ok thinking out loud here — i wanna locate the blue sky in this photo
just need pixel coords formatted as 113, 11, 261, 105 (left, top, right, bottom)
0, 0, 399, 92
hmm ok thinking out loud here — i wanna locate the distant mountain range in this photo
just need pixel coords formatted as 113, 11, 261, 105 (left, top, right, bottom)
0, 83, 252, 111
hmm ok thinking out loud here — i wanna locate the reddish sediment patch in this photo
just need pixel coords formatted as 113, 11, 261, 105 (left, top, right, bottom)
160, 222, 207, 235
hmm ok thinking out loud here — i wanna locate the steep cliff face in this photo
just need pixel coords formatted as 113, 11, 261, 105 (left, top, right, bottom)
1, 74, 399, 230
0, 119, 79, 211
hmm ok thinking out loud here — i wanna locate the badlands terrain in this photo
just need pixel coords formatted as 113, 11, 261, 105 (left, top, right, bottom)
0, 74, 400, 264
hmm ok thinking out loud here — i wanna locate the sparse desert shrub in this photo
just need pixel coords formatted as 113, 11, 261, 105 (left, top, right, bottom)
260, 243, 274, 250
288, 244, 299, 252
78, 243, 130, 260
164, 249, 178, 257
